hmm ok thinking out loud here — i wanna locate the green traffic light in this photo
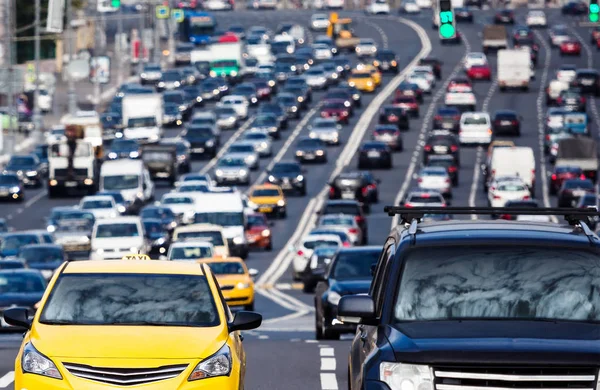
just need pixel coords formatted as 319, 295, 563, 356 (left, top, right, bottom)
440, 23, 455, 38
111, 0, 120, 7
591, 13, 599, 22
591, 4, 599, 12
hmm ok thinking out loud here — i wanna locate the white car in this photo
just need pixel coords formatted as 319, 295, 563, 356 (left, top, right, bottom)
313, 43, 333, 60
227, 142, 259, 170
217, 95, 249, 119
445, 91, 477, 111
167, 241, 215, 261
160, 193, 196, 225
400, 0, 420, 13
407, 72, 434, 93
403, 190, 446, 207
488, 179, 531, 207
177, 180, 212, 194
556, 65, 577, 84
79, 195, 120, 219
291, 234, 342, 280
459, 112, 492, 145
241, 130, 273, 157
464, 52, 488, 70
304, 67, 329, 89
366, 0, 390, 14
90, 216, 149, 260
415, 0, 432, 7
526, 10, 547, 28
311, 14, 330, 31
412, 65, 436, 83
203, 0, 232, 10
416, 167, 452, 198
355, 39, 378, 58
317, 214, 363, 246
37, 89, 53, 113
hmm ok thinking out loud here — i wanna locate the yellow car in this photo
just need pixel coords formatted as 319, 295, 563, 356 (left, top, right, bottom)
198, 257, 258, 311
357, 63, 382, 85
4, 258, 262, 390
247, 184, 287, 218
348, 70, 377, 93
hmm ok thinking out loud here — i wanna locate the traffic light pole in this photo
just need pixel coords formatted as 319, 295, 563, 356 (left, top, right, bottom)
32, 0, 43, 143
116, 1, 124, 85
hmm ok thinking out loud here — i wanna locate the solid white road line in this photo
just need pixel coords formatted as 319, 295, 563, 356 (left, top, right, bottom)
0, 371, 14, 388
534, 31, 557, 223
469, 79, 498, 219
199, 116, 255, 175
391, 33, 472, 228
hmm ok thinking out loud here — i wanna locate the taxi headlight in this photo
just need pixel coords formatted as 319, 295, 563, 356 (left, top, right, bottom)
277, 199, 286, 207
367, 81, 373, 86
379, 363, 434, 390
261, 229, 271, 237
189, 344, 231, 381
327, 291, 341, 305
22, 343, 62, 379
233, 236, 244, 245
236, 282, 250, 289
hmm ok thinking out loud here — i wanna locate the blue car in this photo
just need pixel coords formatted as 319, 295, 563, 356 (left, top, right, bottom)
18, 244, 66, 280
563, 112, 589, 136
0, 270, 46, 330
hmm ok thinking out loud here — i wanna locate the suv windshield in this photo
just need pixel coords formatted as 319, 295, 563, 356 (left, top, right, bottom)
39, 274, 219, 326
395, 246, 600, 322
194, 212, 243, 227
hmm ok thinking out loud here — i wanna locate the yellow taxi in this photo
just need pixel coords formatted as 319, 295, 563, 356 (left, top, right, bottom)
247, 184, 287, 218
4, 257, 262, 390
198, 257, 258, 311
348, 70, 377, 93
356, 63, 382, 85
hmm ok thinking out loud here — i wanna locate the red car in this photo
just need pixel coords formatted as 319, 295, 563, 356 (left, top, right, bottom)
560, 39, 581, 56
392, 96, 419, 117
466, 64, 492, 80
550, 166, 586, 195
447, 77, 473, 93
245, 213, 273, 251
591, 26, 600, 42
320, 99, 350, 124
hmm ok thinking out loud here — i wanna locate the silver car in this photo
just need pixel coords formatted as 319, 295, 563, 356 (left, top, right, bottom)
416, 166, 452, 198
355, 39, 377, 58
214, 156, 251, 185
241, 131, 273, 157
227, 143, 259, 170
304, 67, 329, 90
308, 118, 341, 145
403, 190, 447, 207
316, 213, 363, 246
215, 107, 238, 130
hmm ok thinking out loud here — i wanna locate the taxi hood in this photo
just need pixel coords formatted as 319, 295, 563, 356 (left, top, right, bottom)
30, 323, 229, 359
250, 196, 282, 205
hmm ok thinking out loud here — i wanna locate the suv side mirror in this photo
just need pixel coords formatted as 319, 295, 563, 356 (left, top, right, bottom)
3, 307, 31, 329
337, 295, 376, 325
228, 311, 262, 332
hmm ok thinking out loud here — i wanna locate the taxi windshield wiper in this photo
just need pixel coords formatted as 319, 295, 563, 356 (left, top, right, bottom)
105, 320, 198, 327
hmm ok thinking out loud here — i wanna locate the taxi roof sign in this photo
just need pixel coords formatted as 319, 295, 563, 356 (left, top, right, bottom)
122, 254, 151, 261
156, 5, 169, 19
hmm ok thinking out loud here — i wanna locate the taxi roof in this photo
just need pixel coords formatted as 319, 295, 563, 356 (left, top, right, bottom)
62, 260, 206, 275
251, 183, 282, 191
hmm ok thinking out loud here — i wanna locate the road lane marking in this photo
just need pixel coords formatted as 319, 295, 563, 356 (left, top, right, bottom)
321, 373, 339, 390
24, 188, 48, 209
320, 345, 338, 390
469, 79, 498, 219
321, 357, 337, 370
320, 347, 335, 356
533, 31, 557, 222
0, 371, 14, 388
199, 116, 255, 175
391, 33, 472, 228
361, 18, 390, 48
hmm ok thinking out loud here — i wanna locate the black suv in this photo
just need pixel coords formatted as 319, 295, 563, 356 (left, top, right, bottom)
328, 171, 380, 205
265, 161, 306, 195
338, 207, 600, 390
423, 131, 460, 165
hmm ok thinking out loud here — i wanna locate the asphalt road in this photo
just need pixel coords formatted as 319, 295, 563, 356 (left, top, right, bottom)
0, 7, 598, 390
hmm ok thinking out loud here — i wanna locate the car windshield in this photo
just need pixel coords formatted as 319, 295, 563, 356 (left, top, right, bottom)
194, 212, 244, 227
1, 235, 40, 251
0, 273, 45, 293
272, 163, 300, 174
420, 170, 447, 177
169, 245, 213, 260
218, 157, 246, 167
39, 274, 219, 326
0, 175, 19, 185
164, 94, 184, 104
320, 216, 354, 226
244, 133, 267, 141
8, 156, 35, 166
314, 120, 336, 129
81, 200, 112, 209
304, 239, 340, 250
102, 175, 139, 190
498, 183, 527, 191
299, 139, 323, 148
207, 262, 245, 275
324, 204, 358, 215
20, 247, 63, 263
332, 250, 379, 280
394, 246, 600, 323
177, 230, 224, 245
163, 196, 194, 205
141, 208, 172, 220
111, 140, 138, 151
179, 184, 210, 193
95, 223, 140, 238
229, 145, 255, 153
408, 194, 444, 203
247, 214, 267, 227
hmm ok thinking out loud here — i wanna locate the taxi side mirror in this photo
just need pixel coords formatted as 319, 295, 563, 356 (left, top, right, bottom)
248, 268, 259, 277
229, 311, 262, 332
3, 307, 31, 329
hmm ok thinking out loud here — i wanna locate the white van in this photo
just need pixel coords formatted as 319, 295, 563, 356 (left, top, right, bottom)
192, 192, 249, 259
91, 216, 149, 260
172, 224, 230, 257
100, 160, 155, 207
489, 146, 536, 196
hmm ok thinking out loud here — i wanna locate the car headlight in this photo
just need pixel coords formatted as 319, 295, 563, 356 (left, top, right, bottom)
296, 175, 304, 181
174, 81, 181, 87
210, 71, 217, 77
239, 170, 248, 177
277, 199, 286, 207
349, 81, 356, 87
153, 237, 166, 246
380, 363, 433, 390
309, 132, 317, 138
291, 66, 297, 72
141, 73, 147, 78
367, 81, 373, 86
26, 170, 37, 177
327, 291, 341, 305
206, 140, 215, 147
158, 82, 165, 87
261, 229, 271, 237
117, 205, 126, 214
130, 246, 139, 253
260, 142, 268, 149
47, 225, 56, 233
10, 186, 20, 193
236, 282, 250, 289
344, 101, 351, 107
298, 96, 304, 102
215, 169, 224, 176
316, 150, 324, 156
129, 151, 139, 158
233, 236, 244, 245
189, 344, 231, 381
268, 175, 276, 182
22, 343, 62, 379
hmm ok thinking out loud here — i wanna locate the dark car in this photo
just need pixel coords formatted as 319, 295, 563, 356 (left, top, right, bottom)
561, 0, 587, 14
314, 246, 380, 339
324, 89, 355, 111
550, 166, 585, 195
160, 138, 192, 174
0, 219, 10, 233
336, 82, 362, 107
378, 105, 409, 131
373, 49, 399, 73
182, 125, 218, 158
157, 69, 186, 91
557, 89, 586, 112
163, 90, 191, 119
558, 178, 595, 207
575, 193, 599, 228
281, 85, 309, 109
494, 9, 515, 24
492, 110, 522, 136
162, 103, 184, 127
0, 233, 42, 259
286, 76, 312, 102
392, 95, 419, 117
0, 270, 46, 330
358, 141, 392, 169
0, 173, 24, 202
396, 81, 424, 103
265, 161, 306, 195
319, 200, 368, 242
33, 144, 49, 177
440, 29, 463, 45
302, 246, 338, 293
276, 93, 301, 119
141, 144, 177, 185
512, 26, 533, 42
106, 139, 141, 161
295, 138, 328, 163
140, 206, 178, 232
249, 79, 274, 100
572, 69, 600, 96
0, 260, 25, 270
182, 85, 204, 107
455, 7, 473, 22
3, 154, 42, 187
331, 56, 352, 76
372, 125, 403, 151
233, 83, 259, 105
433, 106, 461, 132
423, 131, 460, 165
18, 244, 65, 280
425, 154, 459, 186
258, 102, 288, 129
140, 63, 163, 85
199, 78, 223, 101
418, 57, 442, 79
143, 218, 171, 258
320, 100, 351, 124
249, 114, 281, 140
329, 171, 380, 204
340, 207, 600, 389
180, 66, 202, 85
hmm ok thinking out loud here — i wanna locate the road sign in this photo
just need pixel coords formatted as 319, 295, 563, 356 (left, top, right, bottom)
156, 5, 170, 19
172, 8, 184, 23
438, 0, 456, 39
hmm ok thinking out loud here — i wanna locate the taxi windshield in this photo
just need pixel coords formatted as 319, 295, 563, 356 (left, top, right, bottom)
208, 262, 245, 275
252, 188, 280, 197
39, 274, 220, 326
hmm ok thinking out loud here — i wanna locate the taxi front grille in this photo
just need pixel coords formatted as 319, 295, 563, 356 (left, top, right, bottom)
62, 362, 189, 386
220, 285, 235, 290
433, 366, 599, 390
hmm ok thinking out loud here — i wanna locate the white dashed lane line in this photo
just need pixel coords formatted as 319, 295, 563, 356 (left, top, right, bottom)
320, 345, 338, 390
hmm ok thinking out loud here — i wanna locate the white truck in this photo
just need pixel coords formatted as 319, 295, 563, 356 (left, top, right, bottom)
191, 46, 213, 64
209, 35, 245, 79
247, 43, 275, 65
121, 94, 163, 144
498, 49, 531, 91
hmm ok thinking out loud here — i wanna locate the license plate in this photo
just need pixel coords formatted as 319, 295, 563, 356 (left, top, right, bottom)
304, 154, 315, 160
367, 151, 380, 158
281, 182, 292, 189
388, 116, 398, 121
573, 190, 586, 196
342, 191, 355, 199
193, 148, 205, 153
501, 120, 511, 125
65, 181, 77, 187
0, 190, 8, 196
259, 206, 273, 213
382, 63, 389, 69
442, 122, 453, 128
582, 80, 594, 85
433, 146, 448, 153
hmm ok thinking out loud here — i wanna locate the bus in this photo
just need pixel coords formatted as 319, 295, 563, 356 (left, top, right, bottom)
179, 11, 217, 45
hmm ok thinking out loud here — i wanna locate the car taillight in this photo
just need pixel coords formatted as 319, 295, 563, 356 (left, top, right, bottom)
493, 195, 501, 199
551, 174, 557, 180
404, 203, 413, 208
580, 174, 586, 180
581, 96, 586, 103
556, 97, 563, 104
343, 241, 351, 247
450, 145, 458, 152
491, 169, 496, 176
434, 115, 442, 121
355, 216, 365, 224
329, 187, 335, 196
512, 120, 518, 125
523, 195, 530, 200
531, 169, 535, 176
448, 166, 457, 172
546, 135, 551, 141
297, 250, 304, 256
348, 228, 358, 234
453, 115, 460, 121
424, 145, 432, 152
361, 186, 369, 196
445, 178, 450, 183
418, 178, 423, 183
